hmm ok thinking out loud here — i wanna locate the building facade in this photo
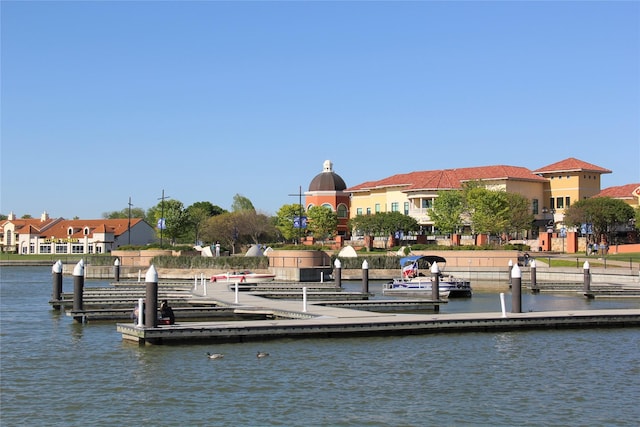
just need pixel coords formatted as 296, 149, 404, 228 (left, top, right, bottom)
344, 157, 616, 237
0, 211, 157, 255
304, 160, 351, 237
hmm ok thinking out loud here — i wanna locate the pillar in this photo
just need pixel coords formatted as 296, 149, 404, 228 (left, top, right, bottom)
72, 260, 85, 322
530, 259, 539, 294
113, 258, 121, 282
334, 258, 342, 289
144, 265, 159, 328
511, 263, 522, 313
583, 261, 594, 299
431, 261, 440, 301
51, 260, 63, 309
361, 260, 369, 294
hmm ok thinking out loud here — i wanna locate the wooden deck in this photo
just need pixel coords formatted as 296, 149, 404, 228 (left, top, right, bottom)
116, 281, 640, 345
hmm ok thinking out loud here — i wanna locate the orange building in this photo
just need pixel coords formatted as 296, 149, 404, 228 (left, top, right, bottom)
305, 160, 351, 237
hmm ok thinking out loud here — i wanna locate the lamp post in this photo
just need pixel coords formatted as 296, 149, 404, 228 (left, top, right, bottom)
157, 190, 170, 248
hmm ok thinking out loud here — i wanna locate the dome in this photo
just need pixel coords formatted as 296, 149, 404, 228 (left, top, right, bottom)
308, 160, 347, 192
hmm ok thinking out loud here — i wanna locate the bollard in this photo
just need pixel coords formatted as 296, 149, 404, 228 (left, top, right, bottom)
136, 298, 144, 327
113, 258, 121, 282
320, 272, 324, 283
361, 260, 369, 294
144, 265, 158, 328
500, 293, 507, 318
530, 259, 539, 294
508, 259, 513, 286
431, 262, 440, 301
583, 261, 594, 299
52, 260, 63, 309
72, 260, 85, 322
334, 259, 342, 289
138, 270, 142, 282
511, 263, 522, 313
303, 287, 308, 312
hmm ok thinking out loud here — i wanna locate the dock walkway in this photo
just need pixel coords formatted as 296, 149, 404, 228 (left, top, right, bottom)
117, 281, 640, 345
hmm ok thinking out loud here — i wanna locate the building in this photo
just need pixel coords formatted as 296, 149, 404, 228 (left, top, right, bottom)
305, 160, 351, 237
344, 157, 614, 237
0, 211, 156, 255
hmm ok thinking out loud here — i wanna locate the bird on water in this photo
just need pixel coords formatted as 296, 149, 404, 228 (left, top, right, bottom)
256, 351, 270, 359
207, 352, 224, 360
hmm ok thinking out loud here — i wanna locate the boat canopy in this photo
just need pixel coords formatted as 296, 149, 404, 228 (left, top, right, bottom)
399, 255, 447, 268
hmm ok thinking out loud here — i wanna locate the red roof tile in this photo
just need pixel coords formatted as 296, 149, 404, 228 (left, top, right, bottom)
532, 157, 612, 174
347, 165, 546, 192
595, 183, 640, 199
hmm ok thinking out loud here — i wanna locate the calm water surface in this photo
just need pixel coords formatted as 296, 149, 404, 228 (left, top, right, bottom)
1, 266, 639, 426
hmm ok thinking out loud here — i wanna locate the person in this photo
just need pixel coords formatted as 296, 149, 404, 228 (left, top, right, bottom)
131, 301, 144, 324
160, 300, 175, 325
215, 241, 221, 257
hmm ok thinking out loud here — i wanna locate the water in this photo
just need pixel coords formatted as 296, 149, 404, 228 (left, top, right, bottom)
1, 266, 639, 426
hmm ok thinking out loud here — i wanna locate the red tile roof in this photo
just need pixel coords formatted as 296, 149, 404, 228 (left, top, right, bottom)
1, 218, 145, 239
347, 165, 547, 192
532, 157, 612, 174
595, 183, 640, 200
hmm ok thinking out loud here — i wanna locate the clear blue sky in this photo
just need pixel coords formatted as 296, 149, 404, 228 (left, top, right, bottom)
2, 1, 639, 219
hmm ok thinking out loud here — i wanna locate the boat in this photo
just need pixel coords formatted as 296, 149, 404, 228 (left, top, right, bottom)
210, 270, 276, 284
382, 255, 472, 298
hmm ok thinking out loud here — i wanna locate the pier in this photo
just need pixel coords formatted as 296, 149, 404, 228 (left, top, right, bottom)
116, 279, 640, 345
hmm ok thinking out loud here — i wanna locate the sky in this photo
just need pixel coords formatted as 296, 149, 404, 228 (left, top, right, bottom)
1, 0, 639, 220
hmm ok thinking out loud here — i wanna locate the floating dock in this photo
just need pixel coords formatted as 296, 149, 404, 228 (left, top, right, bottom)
116, 281, 640, 345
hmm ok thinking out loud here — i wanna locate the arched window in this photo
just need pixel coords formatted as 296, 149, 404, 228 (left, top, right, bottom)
321, 203, 334, 211
67, 227, 73, 236
337, 204, 348, 218
83, 227, 90, 236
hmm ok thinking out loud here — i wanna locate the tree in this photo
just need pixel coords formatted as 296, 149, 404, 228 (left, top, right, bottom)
202, 212, 240, 254
184, 201, 227, 244
466, 187, 510, 237
563, 197, 635, 243
103, 207, 148, 221
235, 210, 277, 244
428, 190, 465, 235
348, 212, 418, 249
148, 199, 188, 246
306, 206, 338, 244
231, 194, 255, 212
275, 204, 305, 243
504, 192, 535, 239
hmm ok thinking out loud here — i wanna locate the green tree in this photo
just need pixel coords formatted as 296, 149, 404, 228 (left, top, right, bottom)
428, 190, 465, 235
148, 199, 188, 246
275, 204, 305, 243
504, 192, 535, 239
184, 202, 220, 245
563, 197, 635, 243
202, 212, 240, 254
231, 194, 255, 212
466, 187, 510, 237
307, 205, 338, 244
235, 210, 277, 244
103, 207, 148, 221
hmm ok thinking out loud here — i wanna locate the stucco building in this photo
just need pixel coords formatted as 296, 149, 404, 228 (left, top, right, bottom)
0, 211, 156, 254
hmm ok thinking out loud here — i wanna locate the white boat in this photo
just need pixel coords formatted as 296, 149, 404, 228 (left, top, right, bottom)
210, 270, 276, 284
383, 255, 472, 298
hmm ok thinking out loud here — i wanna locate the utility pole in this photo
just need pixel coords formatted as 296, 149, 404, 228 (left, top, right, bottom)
158, 190, 170, 248
127, 197, 132, 245
288, 185, 304, 245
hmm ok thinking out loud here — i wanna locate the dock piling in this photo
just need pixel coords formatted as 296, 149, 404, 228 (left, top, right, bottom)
361, 260, 369, 294
51, 260, 63, 310
334, 259, 342, 289
144, 265, 158, 328
303, 287, 308, 312
500, 293, 507, 318
530, 260, 539, 294
583, 261, 594, 299
72, 260, 85, 322
431, 262, 440, 303
511, 263, 522, 313
114, 258, 120, 282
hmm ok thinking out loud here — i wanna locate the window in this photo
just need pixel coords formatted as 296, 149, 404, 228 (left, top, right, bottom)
421, 199, 433, 209
556, 197, 564, 209
549, 198, 555, 210
404, 202, 409, 215
55, 244, 68, 254
391, 202, 399, 212
565, 197, 570, 208
532, 199, 539, 215
40, 244, 52, 254
356, 208, 363, 216
366, 208, 371, 215
375, 203, 381, 213
72, 245, 84, 254
84, 227, 89, 235
337, 204, 348, 218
